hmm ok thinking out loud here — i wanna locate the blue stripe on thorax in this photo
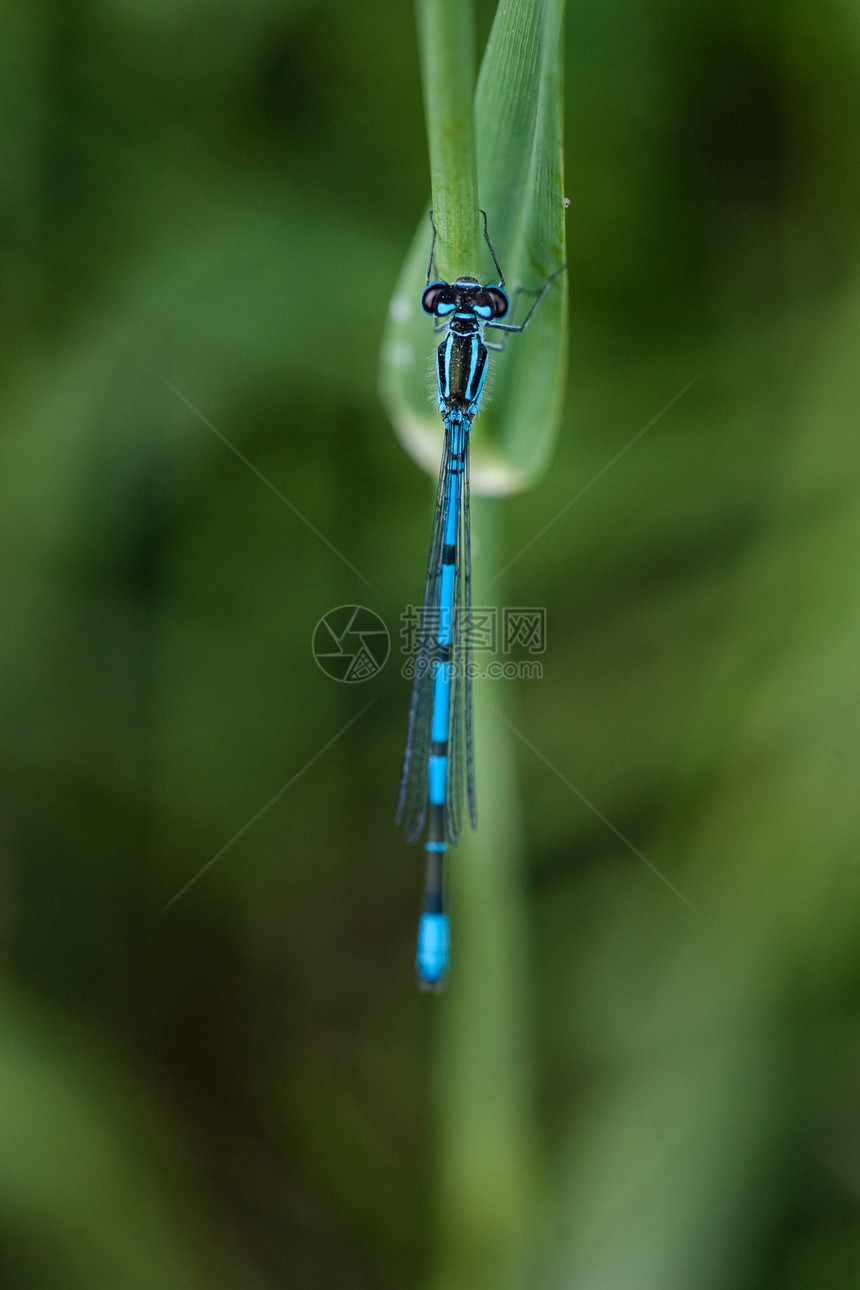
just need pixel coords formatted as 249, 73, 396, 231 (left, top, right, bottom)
440, 330, 486, 410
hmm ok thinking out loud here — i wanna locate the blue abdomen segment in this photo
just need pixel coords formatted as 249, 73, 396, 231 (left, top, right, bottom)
416, 911, 450, 987
428, 752, 447, 804
409, 412, 466, 990
430, 663, 452, 743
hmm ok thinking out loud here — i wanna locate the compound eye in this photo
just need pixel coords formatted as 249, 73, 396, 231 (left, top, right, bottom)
472, 291, 494, 319
421, 282, 447, 314
487, 287, 509, 319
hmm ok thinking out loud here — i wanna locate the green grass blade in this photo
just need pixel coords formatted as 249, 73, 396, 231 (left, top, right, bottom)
415, 0, 481, 278
475, 0, 568, 484
380, 0, 568, 495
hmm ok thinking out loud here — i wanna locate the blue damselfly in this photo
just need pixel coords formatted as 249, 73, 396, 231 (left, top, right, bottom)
396, 211, 565, 988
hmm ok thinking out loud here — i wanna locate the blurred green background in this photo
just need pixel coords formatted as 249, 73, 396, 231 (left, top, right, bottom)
2, 0, 860, 1286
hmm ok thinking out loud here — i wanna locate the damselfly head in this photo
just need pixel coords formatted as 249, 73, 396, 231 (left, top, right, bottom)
422, 278, 509, 320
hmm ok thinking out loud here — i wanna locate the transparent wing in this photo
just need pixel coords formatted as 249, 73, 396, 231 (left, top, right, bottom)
447, 428, 476, 841
395, 429, 452, 843
446, 420, 466, 845
464, 436, 476, 828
